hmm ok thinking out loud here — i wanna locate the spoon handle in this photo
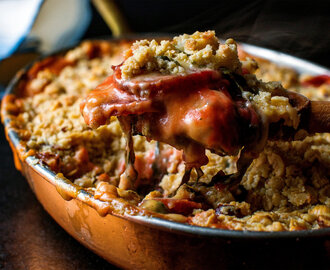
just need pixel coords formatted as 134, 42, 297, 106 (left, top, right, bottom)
308, 101, 330, 133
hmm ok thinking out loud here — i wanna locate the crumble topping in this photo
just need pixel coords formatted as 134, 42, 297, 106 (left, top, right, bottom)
120, 31, 242, 79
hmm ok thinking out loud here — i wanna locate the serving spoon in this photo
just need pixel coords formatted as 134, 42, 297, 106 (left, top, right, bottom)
91, 0, 330, 181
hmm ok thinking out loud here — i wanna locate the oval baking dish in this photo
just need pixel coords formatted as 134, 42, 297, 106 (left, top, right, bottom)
2, 37, 330, 269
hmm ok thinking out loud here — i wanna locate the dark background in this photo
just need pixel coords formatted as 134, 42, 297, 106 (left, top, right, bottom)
1, 0, 329, 269
84, 0, 330, 68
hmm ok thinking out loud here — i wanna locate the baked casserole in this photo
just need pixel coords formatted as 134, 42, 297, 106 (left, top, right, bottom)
2, 32, 330, 231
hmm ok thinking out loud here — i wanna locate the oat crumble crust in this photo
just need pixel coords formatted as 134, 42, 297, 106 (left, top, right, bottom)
2, 36, 329, 231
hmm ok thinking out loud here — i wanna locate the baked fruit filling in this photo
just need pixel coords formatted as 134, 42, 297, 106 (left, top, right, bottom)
81, 31, 300, 190
4, 34, 329, 231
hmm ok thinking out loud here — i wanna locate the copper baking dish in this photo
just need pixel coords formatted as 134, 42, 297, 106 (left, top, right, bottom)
2, 38, 330, 269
